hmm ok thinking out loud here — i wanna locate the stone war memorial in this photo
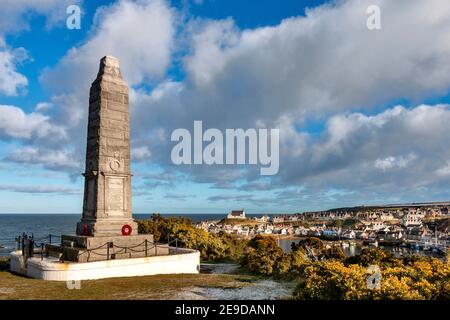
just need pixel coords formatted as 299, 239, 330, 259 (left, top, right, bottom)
10, 56, 200, 281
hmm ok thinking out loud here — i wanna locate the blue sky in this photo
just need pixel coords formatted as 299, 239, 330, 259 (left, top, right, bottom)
1, 0, 450, 214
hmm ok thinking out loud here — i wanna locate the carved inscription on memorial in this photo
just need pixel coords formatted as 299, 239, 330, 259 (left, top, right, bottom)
86, 178, 95, 215
106, 176, 125, 216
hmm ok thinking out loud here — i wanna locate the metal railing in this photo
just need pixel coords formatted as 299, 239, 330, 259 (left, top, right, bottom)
15, 233, 62, 261
76, 238, 181, 262
15, 233, 182, 262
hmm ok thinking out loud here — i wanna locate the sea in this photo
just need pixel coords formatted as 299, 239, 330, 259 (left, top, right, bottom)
0, 213, 260, 256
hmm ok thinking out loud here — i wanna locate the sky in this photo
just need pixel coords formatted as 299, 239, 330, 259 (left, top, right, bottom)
1, 0, 450, 214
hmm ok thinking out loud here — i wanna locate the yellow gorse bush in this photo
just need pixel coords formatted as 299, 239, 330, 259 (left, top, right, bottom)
294, 256, 450, 300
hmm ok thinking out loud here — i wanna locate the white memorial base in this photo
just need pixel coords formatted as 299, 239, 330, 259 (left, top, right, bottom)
10, 247, 200, 281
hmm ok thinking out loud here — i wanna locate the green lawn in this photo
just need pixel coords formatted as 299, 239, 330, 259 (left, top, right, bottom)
0, 258, 256, 300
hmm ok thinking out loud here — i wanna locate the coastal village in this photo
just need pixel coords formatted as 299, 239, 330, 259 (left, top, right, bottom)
195, 203, 450, 254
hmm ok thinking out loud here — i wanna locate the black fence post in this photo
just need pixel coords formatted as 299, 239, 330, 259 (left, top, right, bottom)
21, 235, 25, 256
29, 238, 34, 258
145, 239, 148, 257
41, 243, 44, 261
16, 236, 21, 250
175, 238, 178, 253
49, 234, 52, 245
107, 242, 110, 260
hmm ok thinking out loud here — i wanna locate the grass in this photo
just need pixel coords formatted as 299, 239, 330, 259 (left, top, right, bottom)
0, 257, 257, 300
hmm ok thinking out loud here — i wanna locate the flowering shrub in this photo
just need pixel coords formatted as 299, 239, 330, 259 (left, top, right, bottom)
293, 255, 450, 300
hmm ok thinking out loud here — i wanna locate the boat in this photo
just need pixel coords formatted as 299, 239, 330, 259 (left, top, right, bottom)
368, 241, 378, 247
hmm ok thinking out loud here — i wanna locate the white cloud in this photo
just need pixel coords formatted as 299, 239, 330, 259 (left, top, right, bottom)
4, 146, 81, 172
0, 45, 29, 96
276, 105, 450, 193
176, 0, 450, 126
17, 0, 177, 174
0, 0, 82, 97
41, 0, 176, 94
132, 146, 152, 162
125, 0, 450, 170
4, 0, 450, 208
0, 105, 66, 140
35, 102, 53, 112
0, 184, 80, 195
111, 0, 450, 203
436, 162, 450, 177
374, 154, 416, 171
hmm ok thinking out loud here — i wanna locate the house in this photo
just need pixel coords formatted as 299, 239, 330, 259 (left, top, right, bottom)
254, 214, 270, 223
402, 212, 424, 227
227, 209, 246, 220
386, 230, 403, 241
367, 231, 378, 240
294, 226, 308, 236
377, 229, 403, 241
238, 226, 250, 237
342, 230, 356, 239
360, 211, 378, 221
356, 230, 369, 240
379, 212, 394, 221
256, 226, 265, 234
336, 212, 352, 220
272, 216, 285, 223
406, 226, 430, 241
367, 221, 386, 231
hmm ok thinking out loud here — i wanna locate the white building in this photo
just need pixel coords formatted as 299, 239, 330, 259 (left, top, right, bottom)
227, 209, 246, 219
254, 214, 270, 223
402, 212, 425, 227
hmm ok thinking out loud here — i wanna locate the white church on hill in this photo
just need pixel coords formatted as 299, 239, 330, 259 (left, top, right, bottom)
227, 209, 246, 219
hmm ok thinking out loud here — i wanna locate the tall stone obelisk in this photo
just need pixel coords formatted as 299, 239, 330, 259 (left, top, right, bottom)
76, 56, 137, 236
